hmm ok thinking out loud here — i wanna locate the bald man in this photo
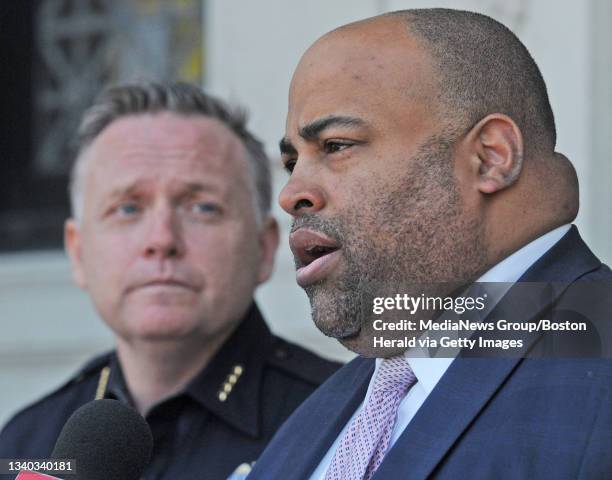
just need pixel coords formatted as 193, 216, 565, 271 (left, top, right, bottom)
248, 9, 612, 480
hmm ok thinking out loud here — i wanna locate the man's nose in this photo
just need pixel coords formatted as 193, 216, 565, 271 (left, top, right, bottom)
143, 207, 185, 259
278, 169, 327, 217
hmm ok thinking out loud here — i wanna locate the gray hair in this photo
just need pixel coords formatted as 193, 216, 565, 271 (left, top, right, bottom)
69, 82, 271, 223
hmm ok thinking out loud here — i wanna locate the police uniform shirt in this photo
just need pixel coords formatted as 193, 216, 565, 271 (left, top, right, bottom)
0, 304, 341, 480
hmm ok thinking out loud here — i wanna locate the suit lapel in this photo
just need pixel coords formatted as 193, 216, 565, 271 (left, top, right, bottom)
276, 357, 375, 479
373, 357, 519, 479
374, 226, 601, 479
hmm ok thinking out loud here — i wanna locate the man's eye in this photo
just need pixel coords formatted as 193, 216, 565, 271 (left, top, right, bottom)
191, 202, 221, 215
324, 141, 352, 154
117, 203, 140, 216
284, 159, 297, 174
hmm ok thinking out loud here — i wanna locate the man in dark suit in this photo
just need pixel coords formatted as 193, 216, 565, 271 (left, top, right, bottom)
248, 9, 612, 480
0, 82, 340, 480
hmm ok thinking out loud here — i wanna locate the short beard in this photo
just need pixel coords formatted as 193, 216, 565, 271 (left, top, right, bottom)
294, 132, 487, 347
303, 240, 372, 339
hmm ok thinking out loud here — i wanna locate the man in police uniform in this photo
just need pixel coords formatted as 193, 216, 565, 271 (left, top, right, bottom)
0, 82, 340, 480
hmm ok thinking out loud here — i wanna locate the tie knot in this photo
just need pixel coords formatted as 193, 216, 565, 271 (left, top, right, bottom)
372, 356, 417, 394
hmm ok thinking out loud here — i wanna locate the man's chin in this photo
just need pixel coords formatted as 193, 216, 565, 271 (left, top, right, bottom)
313, 322, 377, 357
313, 316, 361, 339
112, 311, 201, 343
122, 327, 195, 344
337, 331, 371, 356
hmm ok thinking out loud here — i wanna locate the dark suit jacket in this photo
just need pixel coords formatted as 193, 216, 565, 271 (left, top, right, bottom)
248, 227, 612, 479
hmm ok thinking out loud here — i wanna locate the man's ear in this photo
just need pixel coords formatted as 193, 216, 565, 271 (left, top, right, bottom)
257, 216, 280, 284
466, 113, 524, 194
65, 218, 87, 289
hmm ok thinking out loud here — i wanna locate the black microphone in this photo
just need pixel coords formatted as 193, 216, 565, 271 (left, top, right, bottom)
50, 399, 153, 480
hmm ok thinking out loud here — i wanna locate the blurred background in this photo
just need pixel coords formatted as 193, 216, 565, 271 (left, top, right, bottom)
1, 0, 611, 426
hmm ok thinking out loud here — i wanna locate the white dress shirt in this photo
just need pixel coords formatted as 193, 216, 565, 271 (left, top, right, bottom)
309, 224, 571, 480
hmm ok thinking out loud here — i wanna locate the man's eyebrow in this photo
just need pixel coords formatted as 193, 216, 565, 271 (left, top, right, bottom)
279, 115, 367, 155
106, 183, 141, 200
279, 137, 296, 156
105, 181, 220, 201
175, 182, 226, 201
181, 182, 219, 194
299, 115, 366, 141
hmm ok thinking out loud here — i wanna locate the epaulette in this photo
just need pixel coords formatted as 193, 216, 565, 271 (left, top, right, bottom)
265, 336, 343, 386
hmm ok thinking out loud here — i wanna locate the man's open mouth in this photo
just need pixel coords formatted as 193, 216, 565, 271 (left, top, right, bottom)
289, 229, 342, 287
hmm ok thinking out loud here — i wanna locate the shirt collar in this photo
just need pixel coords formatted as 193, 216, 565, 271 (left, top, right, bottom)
106, 303, 272, 438
372, 354, 452, 397
476, 224, 571, 283
469, 224, 572, 314
374, 224, 572, 392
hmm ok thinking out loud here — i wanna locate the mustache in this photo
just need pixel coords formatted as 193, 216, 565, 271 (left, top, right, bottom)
290, 215, 345, 245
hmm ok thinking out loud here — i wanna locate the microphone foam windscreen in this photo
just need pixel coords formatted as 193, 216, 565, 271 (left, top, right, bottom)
51, 399, 153, 480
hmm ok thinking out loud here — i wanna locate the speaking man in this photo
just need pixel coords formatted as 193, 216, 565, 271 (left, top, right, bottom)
248, 9, 612, 480
0, 82, 340, 480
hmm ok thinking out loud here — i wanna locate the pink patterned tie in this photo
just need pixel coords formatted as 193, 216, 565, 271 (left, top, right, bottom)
324, 356, 417, 480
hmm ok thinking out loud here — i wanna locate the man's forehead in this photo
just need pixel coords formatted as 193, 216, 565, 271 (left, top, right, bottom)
82, 148, 250, 208
81, 113, 253, 196
93, 113, 238, 153
287, 20, 435, 134
84, 113, 249, 175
